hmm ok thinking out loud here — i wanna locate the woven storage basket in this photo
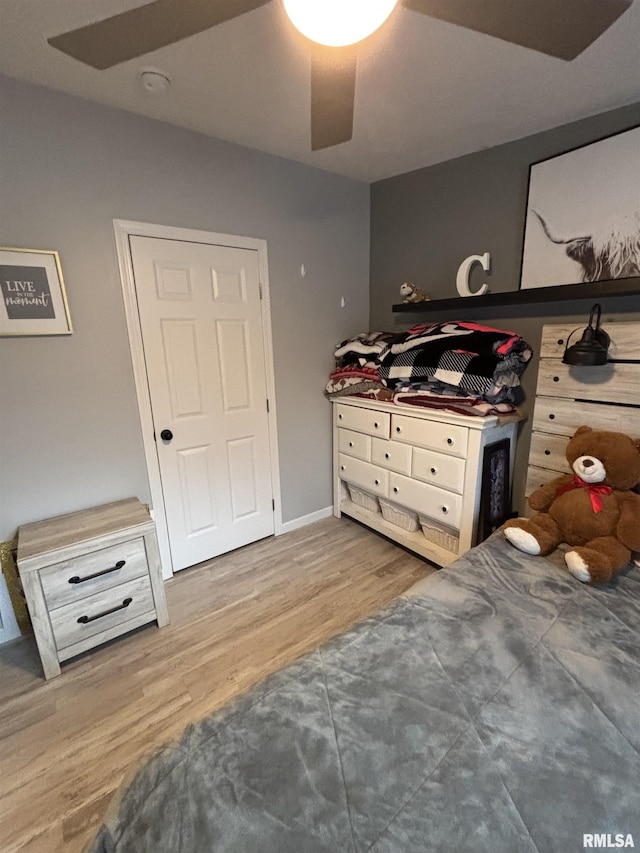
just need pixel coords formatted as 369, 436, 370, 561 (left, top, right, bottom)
347, 485, 381, 513
419, 515, 459, 553
379, 498, 420, 532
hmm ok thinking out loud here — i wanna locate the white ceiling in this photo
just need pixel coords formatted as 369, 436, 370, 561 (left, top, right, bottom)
1, 0, 639, 182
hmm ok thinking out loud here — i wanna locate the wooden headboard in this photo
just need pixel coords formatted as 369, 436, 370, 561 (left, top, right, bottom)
526, 321, 640, 503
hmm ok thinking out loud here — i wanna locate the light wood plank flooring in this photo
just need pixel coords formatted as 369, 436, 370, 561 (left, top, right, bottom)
0, 516, 435, 853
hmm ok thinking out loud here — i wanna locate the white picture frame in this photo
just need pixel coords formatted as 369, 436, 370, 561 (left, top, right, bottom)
0, 247, 72, 336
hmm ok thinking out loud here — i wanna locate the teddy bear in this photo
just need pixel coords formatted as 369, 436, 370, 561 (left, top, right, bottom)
503, 426, 640, 585
400, 282, 430, 303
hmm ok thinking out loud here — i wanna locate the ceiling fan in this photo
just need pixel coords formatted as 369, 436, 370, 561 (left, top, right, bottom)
47, 0, 632, 151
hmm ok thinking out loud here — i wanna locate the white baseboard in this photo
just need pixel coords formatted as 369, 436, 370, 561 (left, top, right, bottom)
278, 506, 334, 535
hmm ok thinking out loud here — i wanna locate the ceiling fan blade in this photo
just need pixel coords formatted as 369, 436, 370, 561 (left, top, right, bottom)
47, 0, 272, 69
404, 0, 633, 60
310, 46, 357, 151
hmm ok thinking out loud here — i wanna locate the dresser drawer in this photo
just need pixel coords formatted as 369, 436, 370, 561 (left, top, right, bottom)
391, 414, 468, 458
339, 454, 388, 497
335, 404, 391, 439
338, 428, 371, 462
371, 438, 412, 475
389, 473, 462, 529
528, 431, 571, 474
412, 448, 466, 494
40, 538, 149, 611
50, 574, 154, 652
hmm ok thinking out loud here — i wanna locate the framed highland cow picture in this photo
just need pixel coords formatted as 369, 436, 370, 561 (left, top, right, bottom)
519, 125, 640, 290
0, 247, 72, 336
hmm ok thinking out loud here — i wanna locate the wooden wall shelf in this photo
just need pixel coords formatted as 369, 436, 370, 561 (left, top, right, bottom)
392, 276, 640, 313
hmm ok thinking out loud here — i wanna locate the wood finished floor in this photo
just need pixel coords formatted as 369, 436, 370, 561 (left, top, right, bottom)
0, 516, 435, 853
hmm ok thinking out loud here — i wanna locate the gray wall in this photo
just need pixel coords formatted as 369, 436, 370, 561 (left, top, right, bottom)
370, 103, 640, 513
0, 75, 370, 542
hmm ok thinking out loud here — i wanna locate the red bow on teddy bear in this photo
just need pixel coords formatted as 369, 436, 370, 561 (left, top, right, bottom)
556, 475, 612, 513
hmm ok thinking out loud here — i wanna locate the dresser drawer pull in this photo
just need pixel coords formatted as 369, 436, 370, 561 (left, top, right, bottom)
441, 506, 449, 515
77, 597, 133, 624
374, 479, 380, 486
446, 438, 453, 446
395, 426, 401, 433
349, 441, 354, 447
374, 422, 380, 429
68, 560, 126, 584
385, 453, 390, 459
430, 467, 437, 475
393, 487, 398, 493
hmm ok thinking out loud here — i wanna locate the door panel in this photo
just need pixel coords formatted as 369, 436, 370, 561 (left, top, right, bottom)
130, 236, 274, 570
216, 319, 252, 412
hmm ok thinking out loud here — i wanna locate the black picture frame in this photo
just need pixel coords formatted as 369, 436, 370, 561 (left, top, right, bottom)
519, 124, 640, 292
477, 438, 511, 543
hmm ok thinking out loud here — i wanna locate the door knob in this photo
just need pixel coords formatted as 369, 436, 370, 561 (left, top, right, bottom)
160, 429, 173, 441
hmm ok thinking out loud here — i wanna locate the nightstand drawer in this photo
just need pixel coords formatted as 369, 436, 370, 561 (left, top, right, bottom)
40, 538, 148, 610
50, 574, 154, 652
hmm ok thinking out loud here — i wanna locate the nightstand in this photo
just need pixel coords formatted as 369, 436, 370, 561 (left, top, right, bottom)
17, 498, 169, 680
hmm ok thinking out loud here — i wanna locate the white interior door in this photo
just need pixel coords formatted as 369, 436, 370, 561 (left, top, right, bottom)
129, 235, 275, 571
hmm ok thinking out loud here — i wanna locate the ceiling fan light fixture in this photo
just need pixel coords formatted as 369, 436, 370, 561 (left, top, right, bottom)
282, 0, 398, 47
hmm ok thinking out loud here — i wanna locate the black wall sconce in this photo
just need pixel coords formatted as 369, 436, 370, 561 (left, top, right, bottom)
562, 304, 610, 366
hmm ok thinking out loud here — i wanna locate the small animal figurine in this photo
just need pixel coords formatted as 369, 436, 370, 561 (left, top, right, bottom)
400, 282, 431, 303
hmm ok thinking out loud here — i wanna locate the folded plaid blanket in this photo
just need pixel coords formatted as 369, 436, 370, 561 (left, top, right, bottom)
378, 321, 532, 394
393, 387, 517, 417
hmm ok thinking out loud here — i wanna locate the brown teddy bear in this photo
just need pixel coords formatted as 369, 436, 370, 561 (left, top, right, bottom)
504, 426, 640, 585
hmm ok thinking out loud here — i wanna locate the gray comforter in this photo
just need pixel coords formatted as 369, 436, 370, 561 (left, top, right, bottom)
89, 533, 640, 853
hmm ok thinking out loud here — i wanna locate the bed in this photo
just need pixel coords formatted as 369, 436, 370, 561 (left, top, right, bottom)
88, 322, 640, 853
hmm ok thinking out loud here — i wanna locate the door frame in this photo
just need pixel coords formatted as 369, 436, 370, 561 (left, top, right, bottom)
113, 219, 283, 579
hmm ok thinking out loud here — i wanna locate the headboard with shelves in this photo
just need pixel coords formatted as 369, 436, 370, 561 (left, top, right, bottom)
525, 321, 640, 502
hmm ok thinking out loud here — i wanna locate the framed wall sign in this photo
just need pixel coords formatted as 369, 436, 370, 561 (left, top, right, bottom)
0, 247, 72, 336
520, 125, 640, 290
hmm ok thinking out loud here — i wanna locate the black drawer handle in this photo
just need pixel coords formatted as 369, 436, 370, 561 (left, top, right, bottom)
544, 449, 551, 455
77, 597, 132, 624
553, 376, 560, 382
557, 338, 564, 345
548, 413, 555, 420
393, 487, 398, 493
340, 465, 345, 471
446, 438, 453, 445
441, 506, 449, 514
348, 441, 353, 447
374, 479, 380, 485
396, 426, 401, 433
385, 453, 390, 459
69, 560, 126, 584
374, 422, 379, 428
430, 467, 437, 475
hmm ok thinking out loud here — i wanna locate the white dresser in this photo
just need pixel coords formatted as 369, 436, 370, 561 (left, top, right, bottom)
17, 498, 169, 680
333, 397, 520, 566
